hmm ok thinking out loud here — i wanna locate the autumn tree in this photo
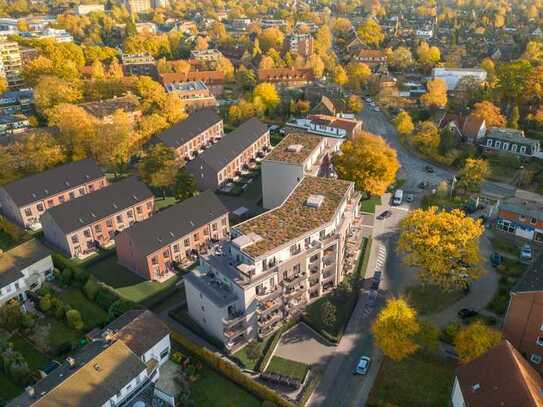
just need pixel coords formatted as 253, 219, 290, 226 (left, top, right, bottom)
10, 131, 65, 174
496, 60, 533, 105
457, 159, 489, 193
228, 99, 256, 125
398, 207, 484, 289
421, 78, 448, 109
346, 95, 363, 113
388, 47, 413, 71
253, 83, 280, 112
372, 298, 421, 361
0, 77, 7, 94
333, 132, 400, 196
523, 41, 543, 64
34, 76, 82, 116
258, 27, 284, 52
395, 111, 414, 136
411, 121, 440, 156
333, 65, 348, 87
416, 41, 440, 69
454, 321, 502, 363
347, 62, 371, 90
307, 54, 325, 78
472, 101, 506, 127
356, 18, 384, 47
137, 144, 178, 198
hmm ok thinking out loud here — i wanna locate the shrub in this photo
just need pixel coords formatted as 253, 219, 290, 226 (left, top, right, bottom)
53, 267, 62, 281
61, 268, 73, 285
66, 309, 84, 330
83, 278, 100, 300
39, 295, 52, 312
171, 351, 185, 365
21, 313, 35, 329
95, 286, 120, 311
108, 299, 136, 320
51, 297, 66, 320
0, 299, 24, 331
72, 268, 89, 286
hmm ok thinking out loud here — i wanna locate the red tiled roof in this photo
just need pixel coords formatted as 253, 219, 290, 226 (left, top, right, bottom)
356, 49, 387, 58
160, 71, 225, 86
307, 114, 360, 132
257, 68, 315, 83
463, 114, 485, 139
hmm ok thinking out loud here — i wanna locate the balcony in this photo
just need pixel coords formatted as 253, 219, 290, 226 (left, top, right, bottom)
224, 321, 245, 339
284, 285, 306, 299
282, 272, 307, 287
226, 335, 247, 352
309, 276, 319, 287
257, 311, 283, 328
322, 272, 335, 282
223, 309, 245, 327
256, 285, 282, 302
309, 254, 320, 264
258, 321, 281, 339
257, 297, 283, 316
309, 265, 320, 275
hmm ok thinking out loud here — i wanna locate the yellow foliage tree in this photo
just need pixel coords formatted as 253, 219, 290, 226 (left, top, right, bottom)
457, 159, 489, 192
454, 321, 502, 363
34, 76, 82, 116
411, 121, 440, 156
356, 18, 384, 47
421, 78, 448, 109
472, 101, 506, 127
372, 298, 421, 361
395, 110, 414, 137
253, 83, 280, 111
398, 207, 484, 289
333, 65, 348, 87
417, 41, 441, 68
333, 132, 400, 196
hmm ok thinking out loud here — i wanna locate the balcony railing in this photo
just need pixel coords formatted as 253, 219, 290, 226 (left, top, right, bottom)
284, 285, 305, 298
256, 285, 282, 302
282, 272, 307, 287
224, 322, 245, 339
322, 272, 334, 282
257, 297, 283, 316
223, 310, 246, 327
257, 311, 283, 328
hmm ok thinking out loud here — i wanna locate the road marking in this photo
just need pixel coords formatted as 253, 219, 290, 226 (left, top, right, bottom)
392, 206, 410, 212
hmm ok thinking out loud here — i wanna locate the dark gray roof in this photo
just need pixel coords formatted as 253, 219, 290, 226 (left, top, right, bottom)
486, 128, 539, 146
89, 310, 169, 357
44, 176, 153, 233
184, 266, 238, 308
1, 159, 104, 207
512, 262, 543, 293
0, 239, 51, 287
118, 190, 228, 256
186, 117, 268, 173
151, 108, 222, 148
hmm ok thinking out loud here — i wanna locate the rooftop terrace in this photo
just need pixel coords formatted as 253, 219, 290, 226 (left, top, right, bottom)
265, 132, 323, 165
236, 176, 352, 258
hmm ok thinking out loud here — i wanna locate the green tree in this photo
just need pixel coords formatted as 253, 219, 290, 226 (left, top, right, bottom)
137, 144, 178, 198
173, 168, 197, 201
509, 105, 520, 129
496, 60, 533, 105
66, 309, 84, 330
321, 300, 336, 329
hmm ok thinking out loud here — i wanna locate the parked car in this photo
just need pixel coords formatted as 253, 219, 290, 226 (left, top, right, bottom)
377, 210, 392, 220
458, 308, 478, 319
371, 272, 382, 290
392, 189, 403, 206
406, 193, 414, 202
418, 181, 429, 189
353, 356, 371, 375
424, 165, 434, 173
520, 244, 533, 261
490, 252, 503, 267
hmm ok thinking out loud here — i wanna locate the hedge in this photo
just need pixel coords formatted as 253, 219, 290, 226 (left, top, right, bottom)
257, 317, 300, 373
169, 329, 296, 407
296, 372, 321, 407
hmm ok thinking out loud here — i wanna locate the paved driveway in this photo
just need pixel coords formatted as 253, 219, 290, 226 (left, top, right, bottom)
275, 323, 336, 366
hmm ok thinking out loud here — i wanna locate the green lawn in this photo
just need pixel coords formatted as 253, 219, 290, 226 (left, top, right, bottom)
266, 356, 309, 381
486, 154, 521, 182
60, 288, 109, 329
154, 196, 178, 212
404, 285, 464, 316
45, 319, 84, 356
0, 374, 22, 404
190, 365, 260, 407
0, 229, 15, 251
86, 255, 179, 304
233, 336, 273, 371
10, 335, 48, 371
149, 287, 186, 314
359, 197, 381, 214
368, 353, 456, 407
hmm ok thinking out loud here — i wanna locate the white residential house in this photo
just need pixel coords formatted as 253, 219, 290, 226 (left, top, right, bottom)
432, 67, 487, 91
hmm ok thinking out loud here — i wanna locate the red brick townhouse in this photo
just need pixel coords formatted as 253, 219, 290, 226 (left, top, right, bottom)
185, 117, 270, 190
0, 159, 107, 229
160, 71, 225, 96
115, 190, 229, 281
503, 266, 543, 376
41, 176, 154, 259
148, 108, 223, 161
257, 68, 315, 89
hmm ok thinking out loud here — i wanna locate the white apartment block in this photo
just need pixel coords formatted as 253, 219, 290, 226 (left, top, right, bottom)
184, 176, 361, 351
261, 132, 342, 209
0, 40, 23, 89
432, 67, 487, 91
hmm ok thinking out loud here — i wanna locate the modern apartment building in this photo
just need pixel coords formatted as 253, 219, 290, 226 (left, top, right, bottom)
121, 52, 157, 77
185, 117, 270, 190
496, 189, 543, 242
0, 239, 53, 306
286, 114, 363, 139
8, 310, 173, 407
164, 80, 217, 111
190, 49, 224, 63
150, 107, 223, 161
352, 49, 387, 66
41, 176, 154, 259
160, 71, 225, 96
284, 33, 314, 58
0, 159, 107, 229
184, 176, 361, 351
0, 40, 23, 89
115, 190, 229, 281
261, 132, 341, 209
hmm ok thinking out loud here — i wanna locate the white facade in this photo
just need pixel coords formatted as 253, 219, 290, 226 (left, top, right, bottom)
142, 334, 171, 367
287, 118, 349, 138
451, 377, 467, 407
0, 254, 53, 305
432, 68, 487, 91
103, 369, 149, 407
75, 4, 105, 15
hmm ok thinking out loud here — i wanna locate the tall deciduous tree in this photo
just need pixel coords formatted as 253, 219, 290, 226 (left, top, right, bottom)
333, 132, 400, 196
173, 168, 197, 201
411, 121, 440, 156
356, 18, 384, 47
372, 298, 421, 361
137, 144, 178, 198
253, 82, 280, 111
416, 41, 440, 69
395, 111, 414, 136
472, 101, 506, 127
258, 27, 284, 52
457, 159, 489, 192
34, 76, 82, 116
454, 321, 502, 363
398, 207, 484, 289
388, 47, 413, 71
421, 78, 448, 109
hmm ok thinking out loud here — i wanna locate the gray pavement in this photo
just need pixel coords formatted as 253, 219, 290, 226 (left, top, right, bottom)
275, 323, 336, 365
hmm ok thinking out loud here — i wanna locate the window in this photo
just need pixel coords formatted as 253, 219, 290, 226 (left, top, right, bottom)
531, 218, 538, 225
71, 235, 79, 244
511, 144, 518, 153
106, 219, 113, 228
116, 215, 123, 223
59, 196, 65, 203
95, 224, 102, 233
47, 199, 53, 206
495, 141, 501, 149
184, 239, 190, 246
69, 191, 75, 199
79, 188, 85, 195
173, 244, 179, 253
151, 257, 158, 265
14, 282, 19, 290
146, 202, 152, 209
520, 146, 527, 154
531, 354, 542, 364
24, 208, 32, 216
160, 348, 169, 360
497, 219, 515, 234
136, 206, 142, 214
212, 223, 218, 231
127, 210, 134, 219
83, 230, 91, 238
37, 203, 44, 212
221, 218, 227, 225
163, 250, 169, 258
201, 305, 205, 312
88, 184, 94, 192
204, 228, 209, 235
502, 142, 509, 151
537, 337, 543, 347
193, 232, 199, 241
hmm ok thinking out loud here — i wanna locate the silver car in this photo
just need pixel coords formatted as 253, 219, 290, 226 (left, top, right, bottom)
353, 356, 371, 375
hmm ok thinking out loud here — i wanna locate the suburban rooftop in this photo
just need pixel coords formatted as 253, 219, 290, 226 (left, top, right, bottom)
265, 132, 323, 165
0, 239, 50, 288
235, 176, 353, 258
78, 95, 140, 119
487, 127, 539, 145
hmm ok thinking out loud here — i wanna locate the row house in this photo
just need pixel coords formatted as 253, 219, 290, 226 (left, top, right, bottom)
160, 71, 225, 96
184, 176, 361, 351
150, 108, 223, 161
286, 114, 363, 139
262, 132, 341, 209
164, 80, 217, 112
503, 267, 543, 375
496, 189, 543, 242
482, 128, 541, 158
256, 68, 315, 89
438, 112, 486, 144
41, 176, 154, 259
9, 310, 173, 407
185, 117, 270, 190
115, 191, 229, 281
78, 95, 142, 124
0, 158, 107, 229
0, 89, 33, 116
352, 49, 387, 67
0, 239, 53, 306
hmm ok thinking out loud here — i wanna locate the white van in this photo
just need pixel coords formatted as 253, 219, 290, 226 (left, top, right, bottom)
392, 189, 403, 206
